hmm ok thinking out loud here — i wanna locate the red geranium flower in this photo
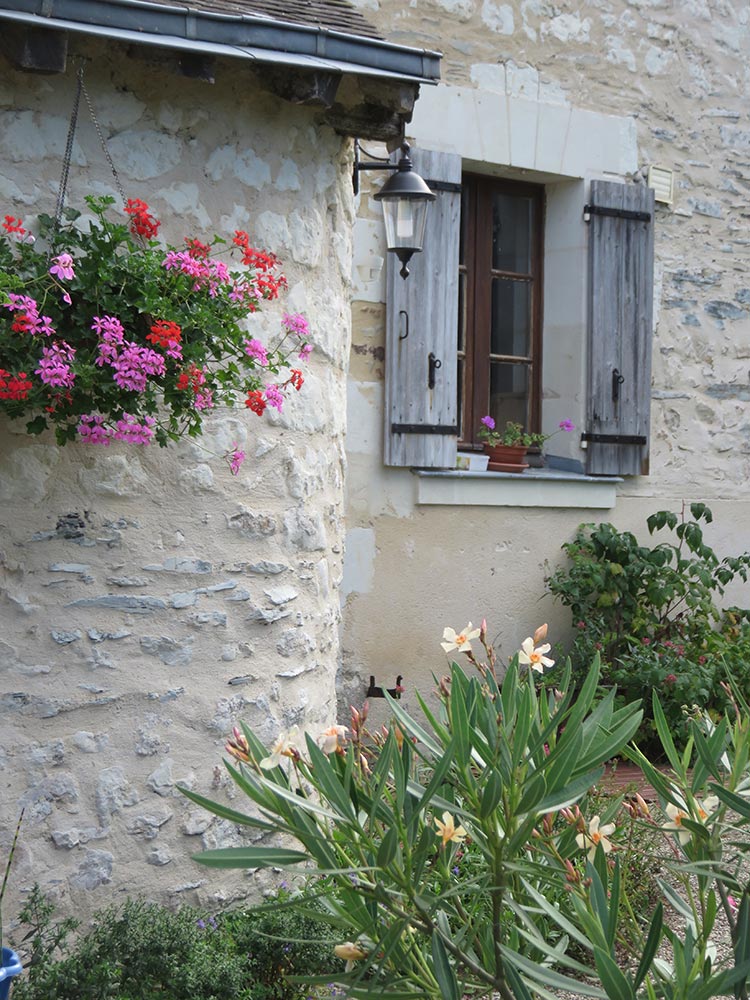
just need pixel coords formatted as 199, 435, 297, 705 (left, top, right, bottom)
245, 389, 266, 415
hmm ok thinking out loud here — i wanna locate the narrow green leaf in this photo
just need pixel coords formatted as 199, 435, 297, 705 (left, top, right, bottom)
709, 784, 750, 819
652, 693, 684, 775
431, 930, 459, 1000
376, 826, 399, 867
194, 846, 309, 868
480, 768, 504, 819
593, 946, 634, 1000
536, 768, 603, 814
450, 674, 471, 767
633, 902, 663, 990
385, 692, 444, 757
178, 786, 275, 831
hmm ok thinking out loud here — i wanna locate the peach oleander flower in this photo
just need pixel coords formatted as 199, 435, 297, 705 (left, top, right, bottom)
258, 725, 300, 770
575, 814, 616, 862
434, 810, 468, 847
664, 794, 719, 845
441, 623, 481, 653
334, 941, 368, 971
319, 725, 347, 754
518, 627, 555, 673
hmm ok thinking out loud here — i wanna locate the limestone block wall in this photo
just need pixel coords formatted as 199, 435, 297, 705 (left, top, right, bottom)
342, 1, 750, 704
0, 39, 354, 921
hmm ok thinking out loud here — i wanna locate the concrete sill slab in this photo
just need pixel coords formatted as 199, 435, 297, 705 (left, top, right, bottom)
413, 468, 621, 509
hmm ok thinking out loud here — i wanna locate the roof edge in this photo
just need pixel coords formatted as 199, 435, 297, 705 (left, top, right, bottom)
0, 0, 441, 83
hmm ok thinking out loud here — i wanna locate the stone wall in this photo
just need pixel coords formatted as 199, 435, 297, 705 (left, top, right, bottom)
0, 38, 354, 920
342, 0, 750, 705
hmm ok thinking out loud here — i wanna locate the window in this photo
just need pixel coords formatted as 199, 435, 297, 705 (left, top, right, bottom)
382, 147, 654, 477
458, 175, 544, 447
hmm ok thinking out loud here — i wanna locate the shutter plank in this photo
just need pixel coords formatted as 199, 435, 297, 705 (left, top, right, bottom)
384, 149, 462, 467
586, 180, 655, 475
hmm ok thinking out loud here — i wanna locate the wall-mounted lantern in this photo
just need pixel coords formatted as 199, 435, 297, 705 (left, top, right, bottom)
354, 140, 436, 279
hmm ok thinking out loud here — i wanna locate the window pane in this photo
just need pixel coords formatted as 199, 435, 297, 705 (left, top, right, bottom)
489, 362, 529, 429
491, 278, 531, 358
457, 271, 466, 354
459, 184, 469, 266
457, 357, 464, 438
492, 193, 532, 273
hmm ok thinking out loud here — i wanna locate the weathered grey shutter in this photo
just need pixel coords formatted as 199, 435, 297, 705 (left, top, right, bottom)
383, 149, 461, 468
585, 180, 655, 476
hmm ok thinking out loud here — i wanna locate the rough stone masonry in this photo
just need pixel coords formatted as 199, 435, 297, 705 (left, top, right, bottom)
0, 37, 354, 921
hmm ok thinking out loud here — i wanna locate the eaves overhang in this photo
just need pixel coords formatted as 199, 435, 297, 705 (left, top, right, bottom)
0, 0, 442, 85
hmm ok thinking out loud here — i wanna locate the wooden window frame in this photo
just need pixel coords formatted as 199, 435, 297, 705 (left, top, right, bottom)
458, 173, 545, 449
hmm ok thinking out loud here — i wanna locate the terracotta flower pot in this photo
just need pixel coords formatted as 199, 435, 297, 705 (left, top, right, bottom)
483, 443, 529, 473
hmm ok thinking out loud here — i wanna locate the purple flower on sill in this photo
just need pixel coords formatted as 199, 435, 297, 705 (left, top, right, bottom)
559, 419, 575, 432
480, 415, 496, 430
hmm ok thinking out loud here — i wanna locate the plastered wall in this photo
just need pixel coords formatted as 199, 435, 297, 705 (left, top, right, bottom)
342, 0, 750, 709
0, 39, 354, 920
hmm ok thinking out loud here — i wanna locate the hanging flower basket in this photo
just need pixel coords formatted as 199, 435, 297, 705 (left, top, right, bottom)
0, 197, 312, 466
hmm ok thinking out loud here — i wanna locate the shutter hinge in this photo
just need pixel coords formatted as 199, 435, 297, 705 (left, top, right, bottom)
581, 432, 647, 445
425, 180, 462, 193
391, 423, 458, 435
583, 204, 651, 223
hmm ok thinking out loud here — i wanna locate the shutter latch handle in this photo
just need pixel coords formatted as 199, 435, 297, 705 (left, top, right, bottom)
428, 352, 442, 389
612, 368, 625, 401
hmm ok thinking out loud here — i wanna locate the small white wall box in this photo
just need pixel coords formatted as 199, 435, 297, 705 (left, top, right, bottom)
647, 165, 674, 205
457, 452, 490, 471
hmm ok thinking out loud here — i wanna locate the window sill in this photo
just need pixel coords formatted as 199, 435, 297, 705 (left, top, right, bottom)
413, 467, 621, 509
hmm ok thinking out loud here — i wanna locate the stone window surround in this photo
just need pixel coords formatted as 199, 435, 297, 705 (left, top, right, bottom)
351, 79, 640, 506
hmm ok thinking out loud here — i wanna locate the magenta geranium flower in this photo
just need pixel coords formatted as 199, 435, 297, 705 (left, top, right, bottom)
49, 253, 75, 282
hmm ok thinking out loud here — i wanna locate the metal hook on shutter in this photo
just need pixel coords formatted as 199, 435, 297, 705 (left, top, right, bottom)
398, 309, 409, 341
428, 352, 441, 389
612, 368, 625, 401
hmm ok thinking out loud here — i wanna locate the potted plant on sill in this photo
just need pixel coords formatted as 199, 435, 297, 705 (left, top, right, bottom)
478, 416, 575, 472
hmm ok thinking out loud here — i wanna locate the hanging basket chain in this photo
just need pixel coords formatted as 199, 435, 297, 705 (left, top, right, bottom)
54, 59, 141, 248
80, 71, 129, 210
52, 60, 84, 242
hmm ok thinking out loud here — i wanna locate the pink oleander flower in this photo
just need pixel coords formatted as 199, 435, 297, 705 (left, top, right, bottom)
49, 252, 75, 282
244, 338, 269, 366
264, 384, 284, 412
35, 341, 76, 388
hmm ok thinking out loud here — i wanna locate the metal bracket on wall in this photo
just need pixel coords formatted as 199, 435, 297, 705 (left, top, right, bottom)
583, 204, 652, 223
391, 423, 458, 435
366, 675, 404, 699
581, 432, 647, 445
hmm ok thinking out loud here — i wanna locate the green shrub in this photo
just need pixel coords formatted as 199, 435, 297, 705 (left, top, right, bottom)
10, 884, 340, 1000
546, 503, 750, 751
